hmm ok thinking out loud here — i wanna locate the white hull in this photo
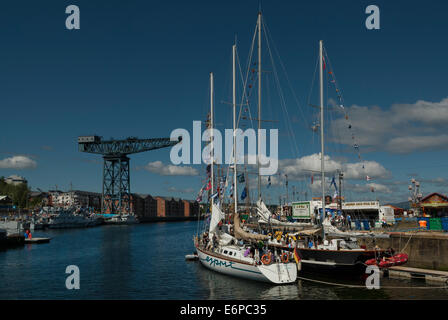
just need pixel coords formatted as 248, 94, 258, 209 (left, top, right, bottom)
0, 221, 34, 235
48, 215, 101, 229
103, 214, 139, 225
48, 221, 101, 229
196, 246, 297, 284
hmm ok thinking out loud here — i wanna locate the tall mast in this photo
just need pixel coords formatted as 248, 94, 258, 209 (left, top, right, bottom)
319, 40, 325, 222
338, 171, 343, 213
232, 44, 238, 213
210, 72, 214, 195
257, 12, 262, 201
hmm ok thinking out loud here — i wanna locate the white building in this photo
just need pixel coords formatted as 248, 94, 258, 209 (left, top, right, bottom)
5, 175, 27, 186
49, 190, 101, 209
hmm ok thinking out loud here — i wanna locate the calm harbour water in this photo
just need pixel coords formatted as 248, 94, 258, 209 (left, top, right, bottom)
0, 220, 447, 300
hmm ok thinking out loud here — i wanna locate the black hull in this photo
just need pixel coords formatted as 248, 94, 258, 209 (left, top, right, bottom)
0, 234, 25, 250
299, 260, 365, 275
296, 248, 380, 275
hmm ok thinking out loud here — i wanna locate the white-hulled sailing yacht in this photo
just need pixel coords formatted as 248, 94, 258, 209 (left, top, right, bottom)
194, 20, 297, 284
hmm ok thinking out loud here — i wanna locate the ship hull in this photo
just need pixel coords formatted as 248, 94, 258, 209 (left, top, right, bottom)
295, 247, 381, 274
196, 246, 297, 284
196, 246, 269, 283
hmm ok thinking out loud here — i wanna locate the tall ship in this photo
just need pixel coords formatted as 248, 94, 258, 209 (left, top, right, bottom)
253, 39, 406, 275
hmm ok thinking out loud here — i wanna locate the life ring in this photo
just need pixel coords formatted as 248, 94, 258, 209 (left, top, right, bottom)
281, 252, 289, 263
261, 253, 272, 265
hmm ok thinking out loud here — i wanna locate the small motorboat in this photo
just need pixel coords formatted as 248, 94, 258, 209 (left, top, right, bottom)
365, 253, 408, 269
24, 237, 51, 244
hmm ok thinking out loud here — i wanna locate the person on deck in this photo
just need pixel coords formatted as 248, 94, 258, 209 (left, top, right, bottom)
308, 240, 314, 249
254, 249, 260, 264
212, 234, 218, 251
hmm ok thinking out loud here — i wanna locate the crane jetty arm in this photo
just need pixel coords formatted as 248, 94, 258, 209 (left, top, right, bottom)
78, 135, 182, 156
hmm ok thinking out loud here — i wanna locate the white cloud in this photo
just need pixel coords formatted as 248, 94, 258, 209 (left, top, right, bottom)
0, 156, 37, 169
166, 186, 196, 194
394, 98, 448, 125
308, 179, 392, 195
274, 153, 389, 182
386, 135, 448, 154
350, 183, 392, 194
142, 161, 199, 176
329, 97, 448, 154
419, 177, 448, 188
281, 154, 341, 177
344, 160, 390, 180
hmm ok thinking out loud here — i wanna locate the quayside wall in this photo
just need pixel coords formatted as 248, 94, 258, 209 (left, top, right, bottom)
138, 216, 202, 223
358, 232, 448, 271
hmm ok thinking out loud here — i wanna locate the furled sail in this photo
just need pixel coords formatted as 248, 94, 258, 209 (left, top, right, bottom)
321, 217, 388, 238
233, 212, 269, 241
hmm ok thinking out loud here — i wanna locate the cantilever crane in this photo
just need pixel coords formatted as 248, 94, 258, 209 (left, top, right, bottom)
78, 135, 181, 215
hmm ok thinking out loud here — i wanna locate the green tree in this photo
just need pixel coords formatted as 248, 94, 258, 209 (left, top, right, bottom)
0, 177, 30, 208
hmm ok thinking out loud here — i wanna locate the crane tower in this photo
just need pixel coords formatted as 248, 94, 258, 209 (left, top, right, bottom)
78, 135, 181, 215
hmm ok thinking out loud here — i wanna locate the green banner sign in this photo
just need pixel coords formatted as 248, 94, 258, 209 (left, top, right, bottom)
292, 201, 311, 218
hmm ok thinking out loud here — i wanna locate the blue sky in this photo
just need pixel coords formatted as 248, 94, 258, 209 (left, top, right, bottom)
1, 0, 447, 204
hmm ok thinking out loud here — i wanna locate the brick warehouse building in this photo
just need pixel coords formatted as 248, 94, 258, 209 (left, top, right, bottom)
42, 190, 198, 219
183, 199, 199, 217
132, 194, 199, 219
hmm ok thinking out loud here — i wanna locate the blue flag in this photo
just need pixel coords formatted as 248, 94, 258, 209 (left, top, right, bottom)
210, 192, 218, 199
329, 176, 338, 191
241, 187, 247, 200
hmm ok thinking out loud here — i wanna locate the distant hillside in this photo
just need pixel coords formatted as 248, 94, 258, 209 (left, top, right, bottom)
388, 201, 410, 210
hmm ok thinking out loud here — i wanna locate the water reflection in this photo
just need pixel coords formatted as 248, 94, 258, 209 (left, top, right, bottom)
193, 260, 448, 300
195, 264, 273, 300
0, 221, 447, 300
194, 262, 340, 300
258, 284, 300, 300
100, 225, 132, 299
